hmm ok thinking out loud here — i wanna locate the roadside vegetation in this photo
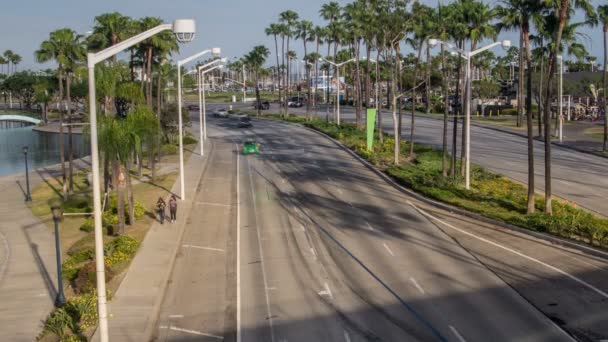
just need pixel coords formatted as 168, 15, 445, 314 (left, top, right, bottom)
267, 114, 608, 249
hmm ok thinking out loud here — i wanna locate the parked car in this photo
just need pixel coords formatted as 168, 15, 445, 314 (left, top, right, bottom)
253, 101, 270, 110
288, 100, 304, 108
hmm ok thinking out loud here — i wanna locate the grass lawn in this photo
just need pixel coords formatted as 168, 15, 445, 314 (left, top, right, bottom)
585, 126, 604, 141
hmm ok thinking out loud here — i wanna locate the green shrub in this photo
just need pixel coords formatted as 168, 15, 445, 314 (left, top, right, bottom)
183, 135, 198, 145
64, 198, 92, 214
500, 108, 517, 116
104, 235, 140, 267
162, 143, 178, 155
40, 291, 98, 340
79, 218, 94, 233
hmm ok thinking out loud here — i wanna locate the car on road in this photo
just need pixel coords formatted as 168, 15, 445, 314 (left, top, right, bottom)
212, 108, 228, 118
253, 101, 270, 110
187, 104, 200, 111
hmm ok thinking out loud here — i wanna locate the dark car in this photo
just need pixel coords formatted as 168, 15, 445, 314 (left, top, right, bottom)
187, 104, 200, 111
288, 100, 304, 108
253, 101, 270, 110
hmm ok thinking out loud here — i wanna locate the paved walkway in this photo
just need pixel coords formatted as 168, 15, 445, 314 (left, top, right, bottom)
93, 138, 210, 341
0, 158, 89, 341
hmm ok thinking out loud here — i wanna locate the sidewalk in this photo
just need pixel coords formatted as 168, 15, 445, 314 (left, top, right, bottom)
93, 139, 211, 341
0, 158, 90, 341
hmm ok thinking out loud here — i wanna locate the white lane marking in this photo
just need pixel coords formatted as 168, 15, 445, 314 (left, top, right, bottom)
410, 277, 425, 294
310, 247, 317, 259
337, 189, 343, 195
168, 314, 184, 318
383, 243, 395, 257
324, 282, 334, 299
247, 159, 276, 342
300, 224, 305, 232
266, 287, 277, 291
236, 144, 242, 342
449, 325, 467, 342
159, 325, 224, 340
365, 221, 375, 231
194, 201, 233, 208
343, 331, 352, 342
407, 200, 608, 300
182, 245, 225, 253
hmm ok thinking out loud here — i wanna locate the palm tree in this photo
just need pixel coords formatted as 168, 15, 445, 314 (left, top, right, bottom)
9, 53, 21, 74
296, 20, 314, 119
3, 50, 14, 75
600, 5, 608, 151
265, 23, 283, 109
35, 28, 85, 200
436, 2, 452, 178
87, 12, 132, 53
280, 10, 300, 114
0, 56, 7, 75
244, 46, 271, 116
320, 2, 343, 119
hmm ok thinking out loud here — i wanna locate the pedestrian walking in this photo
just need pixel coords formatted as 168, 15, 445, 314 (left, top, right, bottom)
156, 197, 166, 224
169, 195, 178, 223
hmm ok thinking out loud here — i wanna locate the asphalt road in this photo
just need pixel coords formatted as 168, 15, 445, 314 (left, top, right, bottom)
153, 108, 608, 342
251, 103, 608, 217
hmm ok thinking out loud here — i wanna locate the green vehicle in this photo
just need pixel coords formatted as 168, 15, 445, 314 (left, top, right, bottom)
243, 140, 260, 155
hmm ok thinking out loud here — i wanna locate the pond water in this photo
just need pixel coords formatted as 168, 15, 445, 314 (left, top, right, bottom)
0, 120, 89, 177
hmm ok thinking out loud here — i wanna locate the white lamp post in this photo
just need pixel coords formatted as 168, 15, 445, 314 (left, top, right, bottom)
176, 47, 220, 199
429, 38, 511, 189
197, 58, 227, 153
87, 19, 195, 342
319, 57, 356, 125
557, 55, 563, 142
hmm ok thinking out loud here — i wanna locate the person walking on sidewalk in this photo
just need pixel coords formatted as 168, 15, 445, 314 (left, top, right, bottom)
169, 195, 178, 223
156, 197, 166, 224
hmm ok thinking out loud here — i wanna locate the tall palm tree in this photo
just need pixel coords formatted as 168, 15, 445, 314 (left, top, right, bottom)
296, 20, 314, 119
265, 23, 283, 108
10, 53, 21, 74
280, 10, 300, 114
87, 12, 132, 53
2, 50, 13, 75
600, 5, 608, 151
436, 2, 452, 177
320, 2, 343, 119
541, 0, 596, 214
0, 57, 7, 75
244, 46, 271, 116
35, 28, 85, 200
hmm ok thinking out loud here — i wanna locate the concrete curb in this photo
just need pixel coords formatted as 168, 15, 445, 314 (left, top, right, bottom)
261, 118, 608, 260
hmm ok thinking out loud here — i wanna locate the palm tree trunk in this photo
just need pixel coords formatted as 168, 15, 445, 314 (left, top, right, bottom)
451, 43, 462, 178
256, 71, 262, 117
67, 75, 74, 195
517, 29, 525, 127
441, 44, 449, 177
365, 44, 372, 109
303, 35, 311, 120
524, 21, 535, 214
114, 159, 126, 234
354, 39, 362, 128
426, 43, 431, 114
603, 27, 607, 151
126, 159, 135, 226
391, 47, 399, 165
411, 43, 422, 157
286, 36, 291, 116
377, 48, 383, 143
147, 47, 153, 108
542, 0, 570, 215
58, 68, 67, 201
538, 43, 544, 137
274, 34, 281, 115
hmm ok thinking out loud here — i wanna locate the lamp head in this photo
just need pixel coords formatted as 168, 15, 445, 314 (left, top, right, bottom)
428, 39, 438, 48
23, 146, 28, 154
501, 40, 511, 49
212, 47, 221, 57
450, 51, 458, 57
51, 205, 63, 221
173, 19, 196, 43
318, 58, 324, 63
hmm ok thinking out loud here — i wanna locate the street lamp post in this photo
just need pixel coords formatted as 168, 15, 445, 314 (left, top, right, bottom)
51, 205, 65, 306
177, 48, 220, 197
429, 38, 510, 189
320, 58, 356, 125
87, 19, 195, 342
557, 55, 564, 142
23, 146, 31, 202
198, 59, 227, 150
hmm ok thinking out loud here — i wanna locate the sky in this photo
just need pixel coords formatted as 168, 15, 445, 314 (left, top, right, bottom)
0, 0, 604, 71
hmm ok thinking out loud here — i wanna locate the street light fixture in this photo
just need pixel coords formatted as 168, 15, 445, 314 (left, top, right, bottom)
429, 38, 511, 189
177, 48, 221, 199
86, 19, 195, 342
51, 205, 65, 307
319, 57, 356, 125
23, 146, 31, 202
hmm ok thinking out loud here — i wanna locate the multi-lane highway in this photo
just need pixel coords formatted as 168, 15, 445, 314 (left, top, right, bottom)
153, 109, 608, 342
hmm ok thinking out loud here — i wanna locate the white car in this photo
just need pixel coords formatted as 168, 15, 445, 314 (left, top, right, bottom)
213, 108, 228, 118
